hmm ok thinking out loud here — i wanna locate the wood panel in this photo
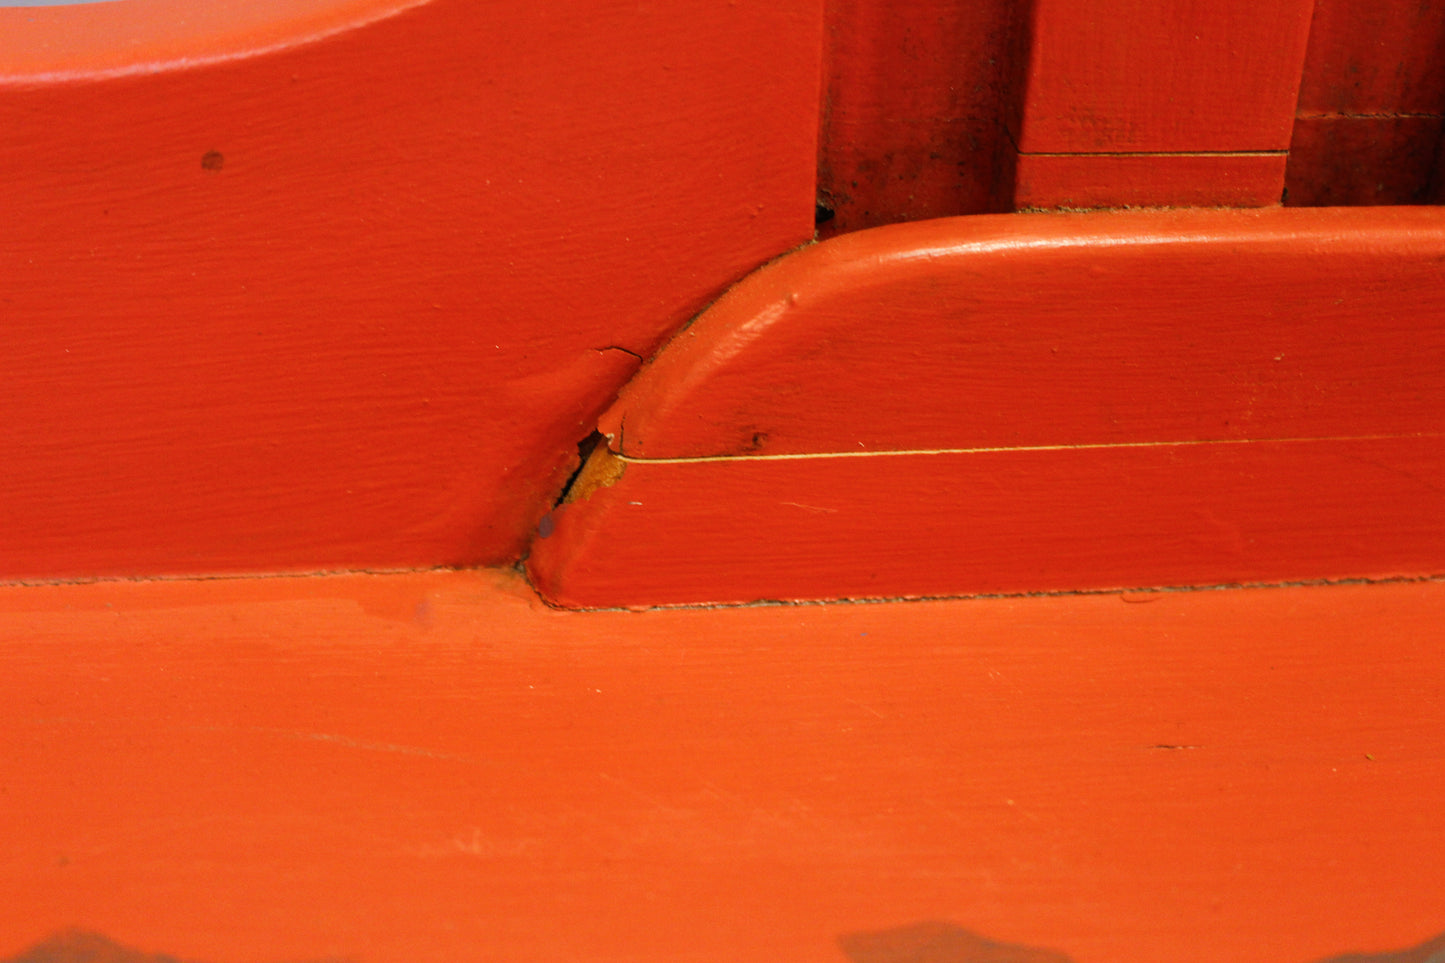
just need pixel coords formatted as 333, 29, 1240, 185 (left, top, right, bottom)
2, 570, 1445, 962
1016, 0, 1314, 153
0, 0, 821, 581
1286, 117, 1444, 206
1285, 0, 1445, 207
1010, 0, 1312, 207
815, 0, 1022, 234
1294, 0, 1445, 115
529, 437, 1445, 607
1014, 153, 1286, 210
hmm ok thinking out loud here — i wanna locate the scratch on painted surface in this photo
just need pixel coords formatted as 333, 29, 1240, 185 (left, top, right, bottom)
402, 826, 535, 860
781, 501, 839, 514
252, 727, 478, 764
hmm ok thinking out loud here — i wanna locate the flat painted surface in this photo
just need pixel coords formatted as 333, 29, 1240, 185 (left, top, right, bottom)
1004, 0, 1311, 207
603, 209, 1445, 460
0, 0, 820, 580
1294, 0, 1445, 114
2, 1, 128, 8
529, 437, 1445, 607
2, 570, 1444, 963
1285, 116, 1444, 206
815, 0, 1020, 234
1284, 0, 1445, 208
1013, 153, 1285, 209
1016, 0, 1314, 154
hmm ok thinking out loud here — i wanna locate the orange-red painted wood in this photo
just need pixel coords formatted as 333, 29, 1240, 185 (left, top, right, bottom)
0, 0, 820, 581
1016, 0, 1314, 153
1295, 0, 1445, 115
1285, 0, 1445, 207
1010, 0, 1312, 207
602, 209, 1445, 460
1014, 153, 1286, 210
531, 208, 1445, 607
815, 0, 1020, 234
1285, 116, 1445, 206
529, 437, 1445, 607
0, 0, 418, 77
3, 570, 1445, 963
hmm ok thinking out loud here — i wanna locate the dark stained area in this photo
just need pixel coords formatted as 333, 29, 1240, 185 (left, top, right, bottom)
7, 932, 189, 963
839, 922, 1075, 963
3, 932, 343, 963
838, 922, 1445, 963
1312, 930, 1445, 963
816, 0, 1024, 235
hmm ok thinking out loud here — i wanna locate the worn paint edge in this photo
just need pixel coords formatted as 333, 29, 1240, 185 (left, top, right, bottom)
522, 570, 1445, 614
564, 445, 627, 503
0, 563, 472, 590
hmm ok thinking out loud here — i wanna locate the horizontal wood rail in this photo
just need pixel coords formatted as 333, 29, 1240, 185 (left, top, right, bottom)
529, 208, 1445, 607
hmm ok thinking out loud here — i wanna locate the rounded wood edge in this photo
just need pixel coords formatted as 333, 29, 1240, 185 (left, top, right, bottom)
603, 206, 1445, 460
0, 0, 429, 83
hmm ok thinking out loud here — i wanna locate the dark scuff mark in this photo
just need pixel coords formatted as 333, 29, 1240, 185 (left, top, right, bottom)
6, 931, 182, 963
2, 931, 346, 963
839, 922, 1074, 963
836, 924, 1445, 963
737, 427, 769, 453
595, 345, 642, 362
200, 151, 224, 172
1310, 930, 1445, 963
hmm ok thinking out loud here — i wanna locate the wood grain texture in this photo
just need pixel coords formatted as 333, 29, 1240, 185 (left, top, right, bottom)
1015, 0, 1315, 154
3, 570, 1445, 962
602, 208, 1445, 460
1014, 153, 1285, 209
1005, 0, 1312, 207
1284, 0, 1445, 207
1294, 0, 1445, 115
540, 208, 1445, 606
1285, 116, 1444, 206
0, 0, 820, 580
528, 436, 1445, 607
815, 0, 1022, 234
